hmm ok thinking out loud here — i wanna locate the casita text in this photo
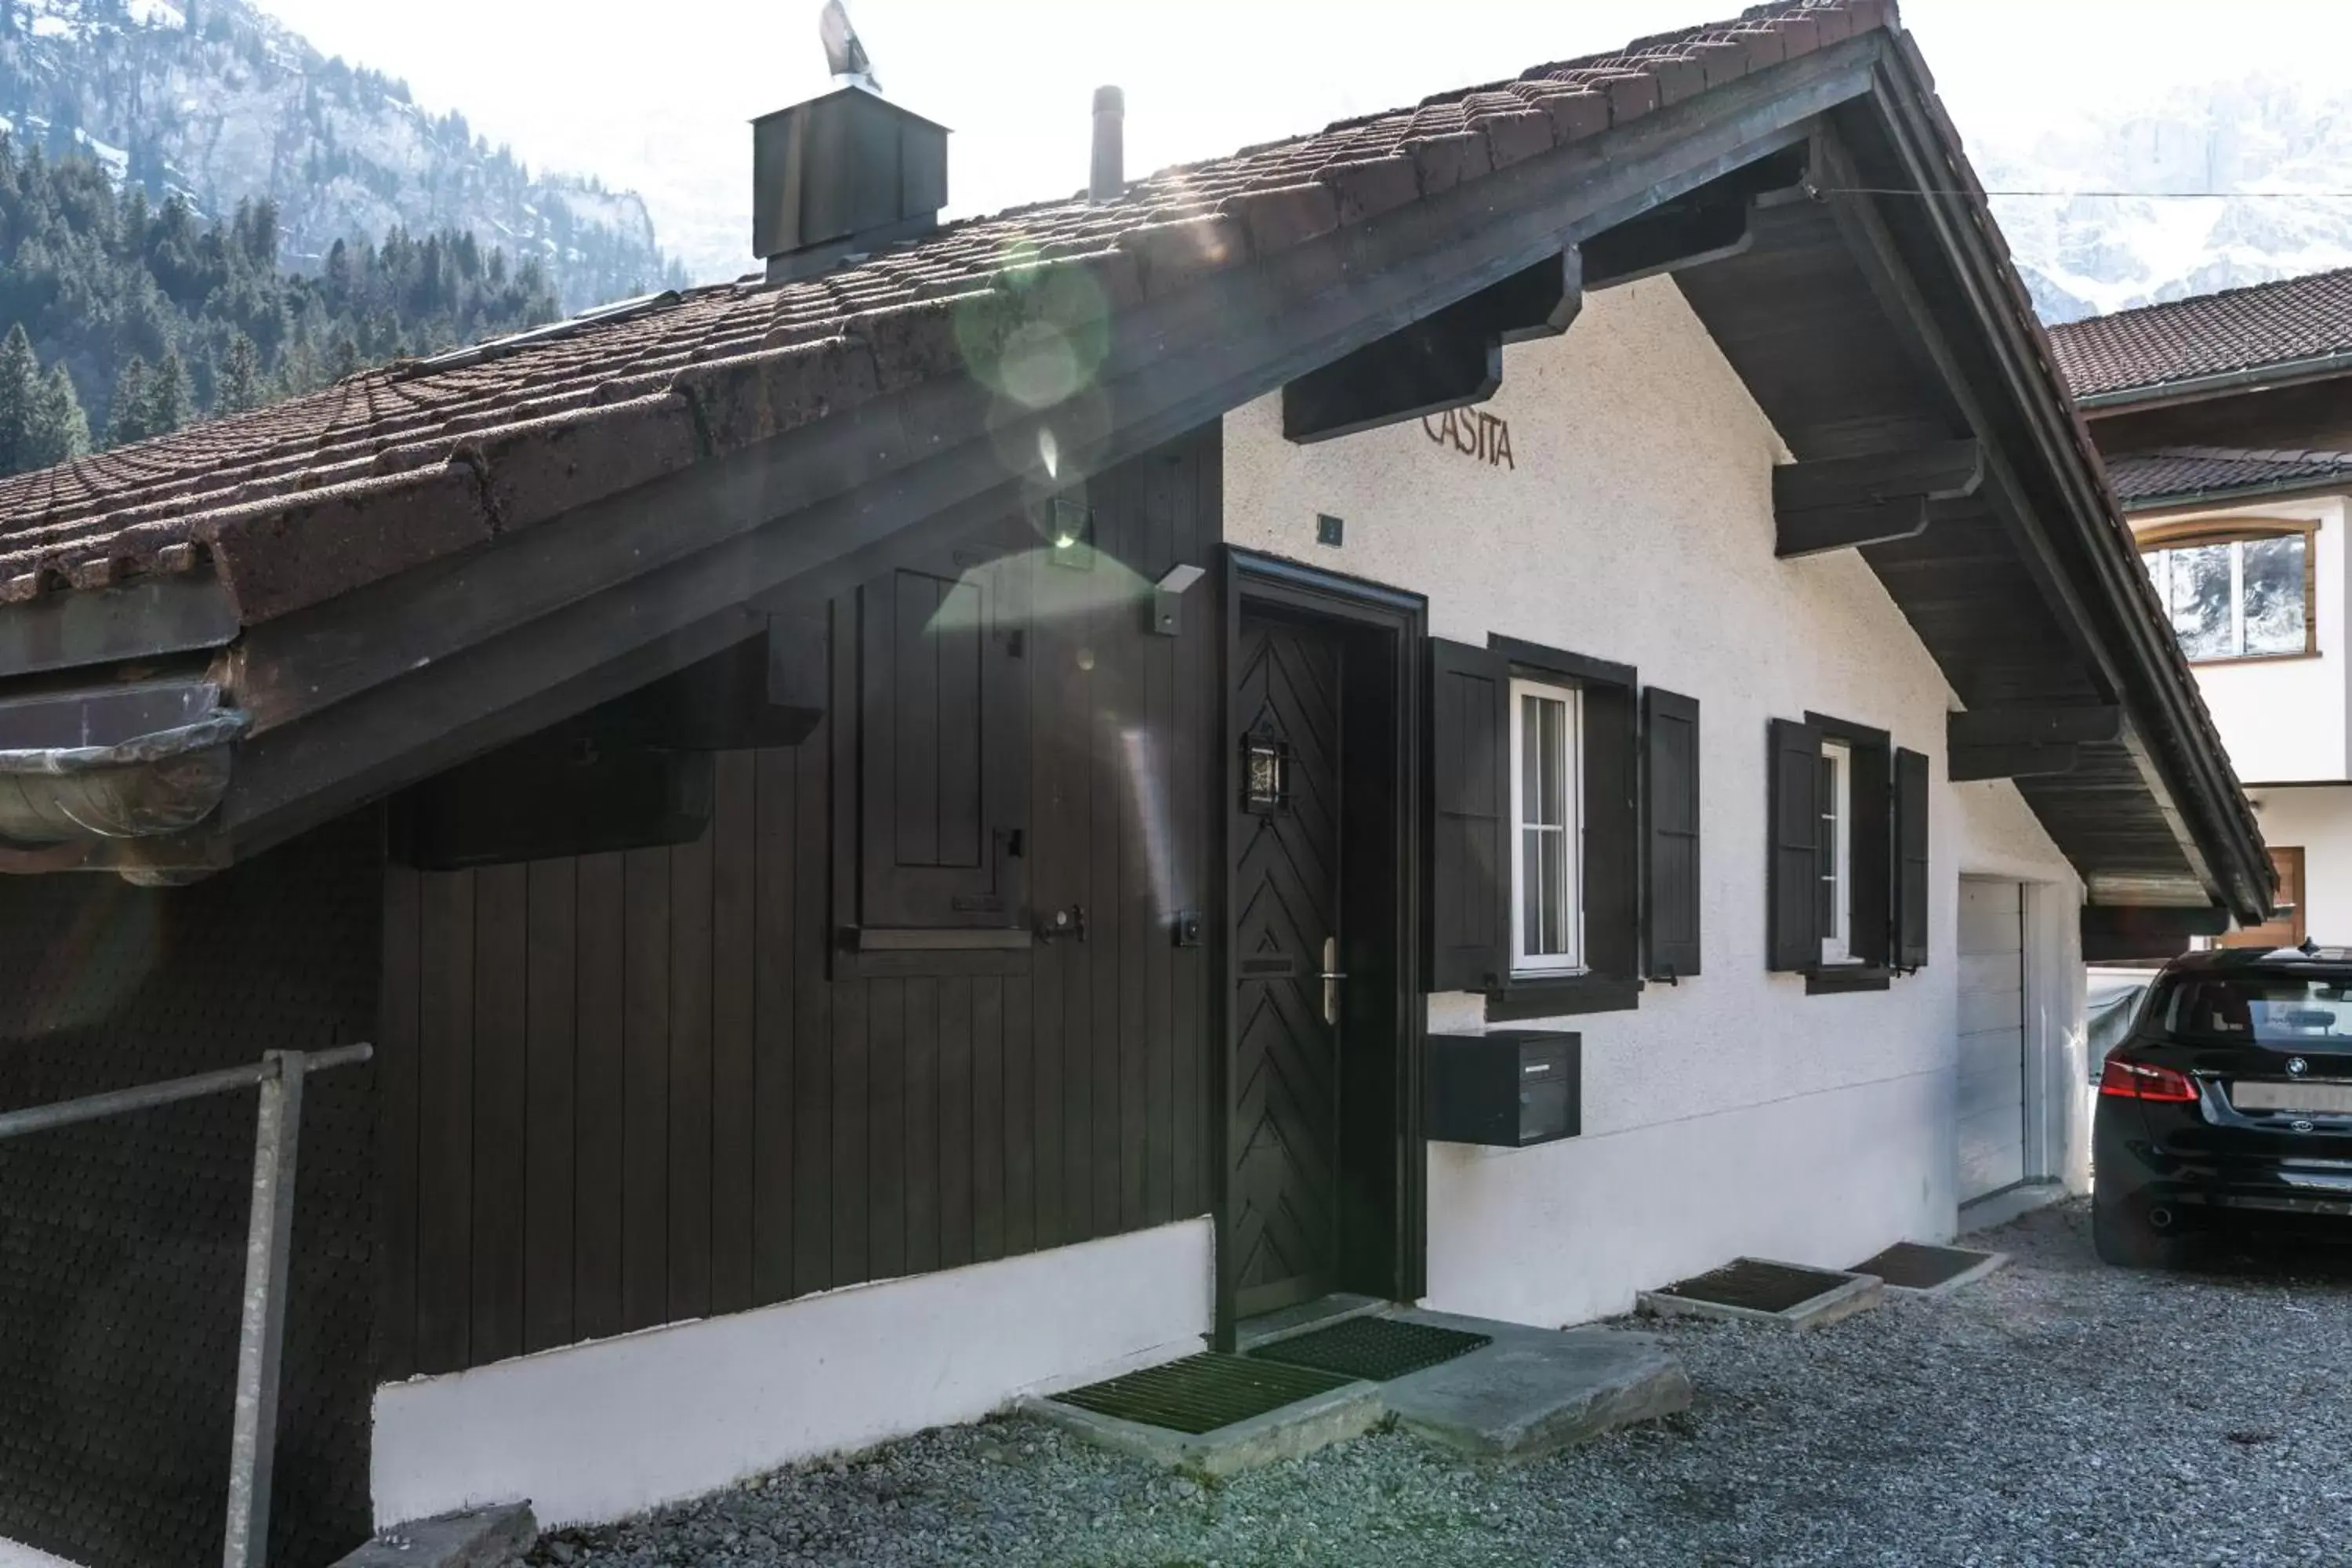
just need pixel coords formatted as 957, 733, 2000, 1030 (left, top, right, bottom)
1422, 408, 1516, 470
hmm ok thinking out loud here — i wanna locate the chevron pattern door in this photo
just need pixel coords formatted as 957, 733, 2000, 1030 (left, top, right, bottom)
1231, 613, 1345, 1319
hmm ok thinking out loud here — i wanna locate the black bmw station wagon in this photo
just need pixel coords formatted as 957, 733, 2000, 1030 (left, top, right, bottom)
2094, 947, 2352, 1267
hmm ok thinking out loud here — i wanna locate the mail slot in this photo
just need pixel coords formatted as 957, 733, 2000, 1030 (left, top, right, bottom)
1426, 1030, 1580, 1149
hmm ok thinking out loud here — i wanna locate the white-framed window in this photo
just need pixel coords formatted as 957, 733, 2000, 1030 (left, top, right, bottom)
1817, 739, 1853, 965
1510, 677, 1583, 975
2140, 529, 2310, 662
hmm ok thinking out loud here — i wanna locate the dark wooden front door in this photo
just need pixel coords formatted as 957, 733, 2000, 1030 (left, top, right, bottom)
1231, 612, 1345, 1317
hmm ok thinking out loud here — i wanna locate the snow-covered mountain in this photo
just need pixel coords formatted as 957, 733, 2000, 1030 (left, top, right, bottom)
0, 0, 684, 312
1976, 75, 2352, 325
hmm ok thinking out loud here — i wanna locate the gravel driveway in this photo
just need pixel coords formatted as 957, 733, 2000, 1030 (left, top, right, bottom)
543, 1202, 2352, 1567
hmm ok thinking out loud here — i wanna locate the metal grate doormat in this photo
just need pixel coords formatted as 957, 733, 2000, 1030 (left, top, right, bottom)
1655, 1259, 1856, 1314
1852, 1242, 1998, 1290
1049, 1353, 1359, 1435
1248, 1316, 1492, 1381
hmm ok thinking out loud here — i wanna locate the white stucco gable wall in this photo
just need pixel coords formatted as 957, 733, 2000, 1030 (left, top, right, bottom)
1222, 277, 2083, 1327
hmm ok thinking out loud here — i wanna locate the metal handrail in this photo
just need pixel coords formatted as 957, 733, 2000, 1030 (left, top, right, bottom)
0, 1044, 373, 1568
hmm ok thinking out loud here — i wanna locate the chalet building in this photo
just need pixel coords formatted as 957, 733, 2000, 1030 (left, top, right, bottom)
2053, 268, 2352, 953
0, 3, 2269, 1563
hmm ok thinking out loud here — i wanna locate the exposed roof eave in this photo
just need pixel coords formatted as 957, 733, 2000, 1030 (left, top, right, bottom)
0, 4, 2267, 918
93, 34, 1889, 874
1866, 36, 2273, 924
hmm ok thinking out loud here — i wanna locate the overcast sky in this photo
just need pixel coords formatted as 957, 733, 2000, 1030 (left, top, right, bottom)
248, 0, 2352, 285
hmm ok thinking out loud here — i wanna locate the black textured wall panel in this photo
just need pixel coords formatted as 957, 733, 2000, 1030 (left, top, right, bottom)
0, 815, 382, 1568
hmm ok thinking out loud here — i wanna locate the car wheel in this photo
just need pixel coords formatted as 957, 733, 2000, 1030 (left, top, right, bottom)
2092, 1197, 2194, 1270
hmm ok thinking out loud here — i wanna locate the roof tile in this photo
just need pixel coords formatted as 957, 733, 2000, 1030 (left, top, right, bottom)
2049, 265, 2352, 401
1316, 156, 1423, 226
670, 337, 883, 458
472, 394, 704, 534
1219, 182, 1343, 255
200, 463, 495, 624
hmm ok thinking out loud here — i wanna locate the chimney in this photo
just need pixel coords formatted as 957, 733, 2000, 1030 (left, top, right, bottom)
754, 5, 950, 283
1090, 86, 1124, 204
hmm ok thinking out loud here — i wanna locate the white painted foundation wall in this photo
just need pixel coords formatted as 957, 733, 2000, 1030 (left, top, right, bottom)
1222, 278, 2086, 1327
372, 1218, 1213, 1530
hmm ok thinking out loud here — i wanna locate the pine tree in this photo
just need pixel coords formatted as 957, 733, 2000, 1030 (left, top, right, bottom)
27, 364, 91, 468
328, 333, 361, 382
108, 356, 151, 446
143, 351, 193, 437
0, 325, 38, 475
216, 332, 262, 416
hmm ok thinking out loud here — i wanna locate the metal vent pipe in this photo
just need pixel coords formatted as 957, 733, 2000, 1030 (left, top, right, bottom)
1091, 85, 1125, 203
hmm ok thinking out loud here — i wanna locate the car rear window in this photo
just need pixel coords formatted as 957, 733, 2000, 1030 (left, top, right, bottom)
2158, 976, 2352, 1044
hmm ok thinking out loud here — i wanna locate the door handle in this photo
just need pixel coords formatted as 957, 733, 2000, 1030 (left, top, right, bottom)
1320, 936, 1348, 1026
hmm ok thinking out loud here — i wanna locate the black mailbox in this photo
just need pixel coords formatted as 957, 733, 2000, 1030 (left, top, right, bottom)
1426, 1031, 1580, 1148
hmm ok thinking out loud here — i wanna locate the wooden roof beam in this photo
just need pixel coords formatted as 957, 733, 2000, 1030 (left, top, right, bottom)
1773, 438, 1983, 559
1947, 703, 2122, 782
2082, 902, 2231, 963
1281, 248, 1582, 445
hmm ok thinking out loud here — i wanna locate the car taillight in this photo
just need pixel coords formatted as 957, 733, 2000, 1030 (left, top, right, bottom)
2099, 1056, 2199, 1104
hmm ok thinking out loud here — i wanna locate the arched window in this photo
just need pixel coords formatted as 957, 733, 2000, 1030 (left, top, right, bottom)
2136, 518, 2318, 663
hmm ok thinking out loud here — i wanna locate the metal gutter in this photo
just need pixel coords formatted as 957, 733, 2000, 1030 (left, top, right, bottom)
0, 679, 249, 849
2074, 347, 2352, 413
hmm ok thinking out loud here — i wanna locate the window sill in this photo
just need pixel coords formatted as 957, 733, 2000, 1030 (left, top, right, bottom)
837, 926, 1035, 978
1805, 964, 1892, 996
2183, 649, 2320, 669
1485, 974, 1642, 1022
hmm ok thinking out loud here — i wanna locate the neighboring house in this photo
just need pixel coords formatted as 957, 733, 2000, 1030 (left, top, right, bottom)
2052, 267, 2352, 949
0, 3, 2267, 1564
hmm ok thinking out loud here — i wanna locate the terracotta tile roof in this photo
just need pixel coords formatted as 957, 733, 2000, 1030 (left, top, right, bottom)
2048, 266, 2352, 402
0, 0, 1897, 625
2104, 445, 2352, 506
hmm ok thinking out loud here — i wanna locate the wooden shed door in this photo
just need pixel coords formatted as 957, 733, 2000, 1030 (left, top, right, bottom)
1231, 613, 1345, 1318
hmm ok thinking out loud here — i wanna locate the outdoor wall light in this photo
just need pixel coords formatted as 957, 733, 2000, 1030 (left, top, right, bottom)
1150, 563, 1207, 637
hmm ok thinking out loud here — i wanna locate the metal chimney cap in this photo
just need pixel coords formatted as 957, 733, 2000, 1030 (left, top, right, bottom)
1093, 85, 1125, 114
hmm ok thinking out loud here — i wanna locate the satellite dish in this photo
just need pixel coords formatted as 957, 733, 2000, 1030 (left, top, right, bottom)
820, 0, 879, 91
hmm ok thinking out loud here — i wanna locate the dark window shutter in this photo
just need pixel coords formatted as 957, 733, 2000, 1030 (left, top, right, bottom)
1895, 746, 1931, 969
1767, 717, 1823, 971
1642, 688, 1701, 980
858, 550, 1029, 927
1426, 638, 1509, 991
1848, 740, 1893, 968
1582, 681, 1639, 980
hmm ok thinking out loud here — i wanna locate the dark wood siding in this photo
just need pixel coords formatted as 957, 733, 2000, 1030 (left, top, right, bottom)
379, 429, 1221, 1377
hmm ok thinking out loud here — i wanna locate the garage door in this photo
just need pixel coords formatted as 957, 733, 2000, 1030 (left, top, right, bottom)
1957, 878, 2027, 1203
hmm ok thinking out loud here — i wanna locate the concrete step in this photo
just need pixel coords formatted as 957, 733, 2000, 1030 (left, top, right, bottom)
1028, 1308, 1691, 1475
1377, 1309, 1693, 1461
1019, 1373, 1382, 1479
332, 1504, 536, 1568
1637, 1258, 1883, 1329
